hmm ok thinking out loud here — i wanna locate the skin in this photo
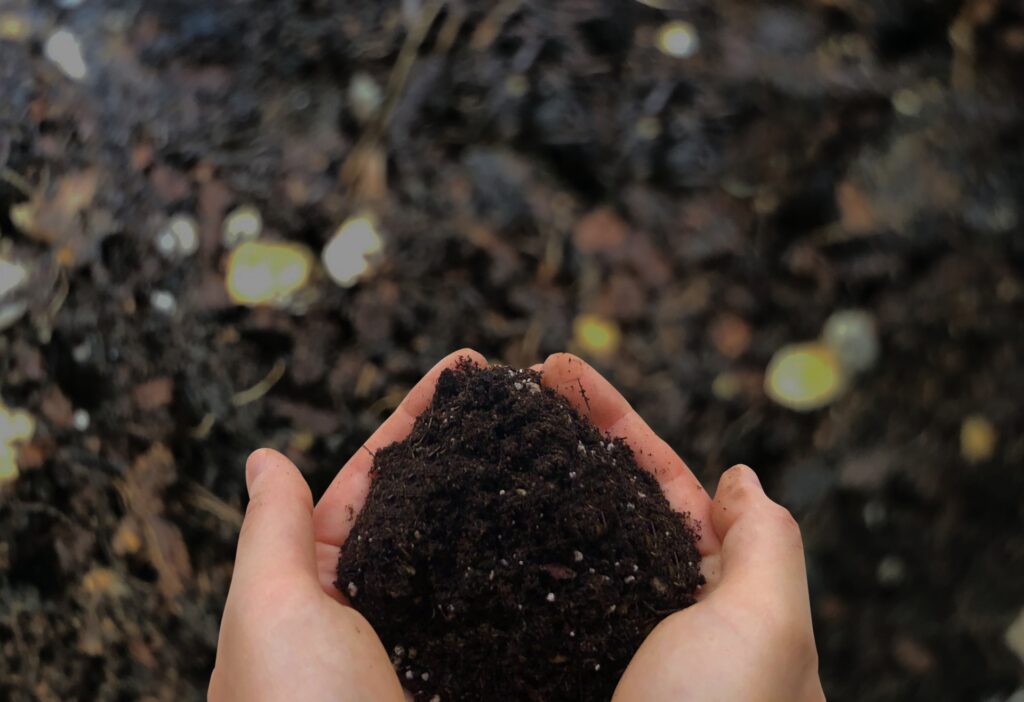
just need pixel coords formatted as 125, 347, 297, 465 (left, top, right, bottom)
210, 350, 826, 702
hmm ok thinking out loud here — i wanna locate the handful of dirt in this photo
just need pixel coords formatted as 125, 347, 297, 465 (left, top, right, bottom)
336, 360, 704, 701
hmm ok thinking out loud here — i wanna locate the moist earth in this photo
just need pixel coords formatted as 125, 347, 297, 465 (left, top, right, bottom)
337, 360, 704, 701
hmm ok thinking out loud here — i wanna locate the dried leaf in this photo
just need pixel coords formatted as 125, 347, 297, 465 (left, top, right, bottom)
119, 443, 192, 601
574, 207, 628, 254
133, 377, 174, 411
11, 169, 103, 265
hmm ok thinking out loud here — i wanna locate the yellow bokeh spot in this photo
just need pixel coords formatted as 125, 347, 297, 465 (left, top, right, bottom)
0, 397, 36, 483
0, 13, 30, 42
960, 414, 997, 463
225, 240, 313, 307
712, 372, 742, 401
573, 314, 621, 357
656, 21, 700, 59
765, 342, 846, 412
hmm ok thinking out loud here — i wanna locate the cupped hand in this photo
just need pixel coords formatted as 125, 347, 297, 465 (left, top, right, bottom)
209, 349, 486, 702
539, 353, 825, 702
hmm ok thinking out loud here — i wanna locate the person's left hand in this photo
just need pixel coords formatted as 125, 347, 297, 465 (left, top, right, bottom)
209, 349, 486, 701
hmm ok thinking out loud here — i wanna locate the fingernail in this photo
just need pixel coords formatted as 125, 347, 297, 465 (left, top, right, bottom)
245, 449, 272, 494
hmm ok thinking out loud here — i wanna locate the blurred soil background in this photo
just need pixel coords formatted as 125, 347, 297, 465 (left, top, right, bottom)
0, 0, 1023, 700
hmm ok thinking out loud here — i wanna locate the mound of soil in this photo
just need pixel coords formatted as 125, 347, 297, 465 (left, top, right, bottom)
336, 359, 704, 701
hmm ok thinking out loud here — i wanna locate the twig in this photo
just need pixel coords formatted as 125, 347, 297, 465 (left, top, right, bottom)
471, 0, 522, 51
231, 358, 286, 407
190, 413, 217, 439
0, 167, 32, 196
341, 0, 446, 191
630, 0, 687, 10
187, 482, 243, 529
576, 378, 591, 417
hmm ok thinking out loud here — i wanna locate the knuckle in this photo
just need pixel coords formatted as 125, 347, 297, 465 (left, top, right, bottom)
723, 478, 758, 507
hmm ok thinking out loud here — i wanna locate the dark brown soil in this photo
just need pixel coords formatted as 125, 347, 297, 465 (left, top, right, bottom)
3, 1, 1024, 700
336, 359, 703, 701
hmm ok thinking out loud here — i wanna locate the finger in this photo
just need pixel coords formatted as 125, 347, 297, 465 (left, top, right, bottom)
316, 541, 347, 604
232, 449, 318, 591
709, 465, 811, 616
540, 353, 720, 554
313, 348, 487, 547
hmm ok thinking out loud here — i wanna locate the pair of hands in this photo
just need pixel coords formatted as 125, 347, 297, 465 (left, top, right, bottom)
209, 350, 825, 702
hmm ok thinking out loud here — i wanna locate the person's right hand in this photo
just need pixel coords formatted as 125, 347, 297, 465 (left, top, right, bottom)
540, 353, 826, 702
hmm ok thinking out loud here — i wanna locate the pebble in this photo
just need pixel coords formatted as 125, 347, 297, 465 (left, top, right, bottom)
876, 555, 906, 587
44, 28, 88, 81
892, 89, 923, 117
348, 73, 383, 124
72, 341, 92, 364
156, 214, 200, 259
862, 500, 887, 528
150, 290, 177, 315
822, 309, 879, 373
71, 409, 90, 431
656, 21, 700, 59
222, 205, 263, 249
322, 213, 384, 288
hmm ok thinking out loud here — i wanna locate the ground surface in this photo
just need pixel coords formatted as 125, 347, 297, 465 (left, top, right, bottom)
0, 0, 1022, 700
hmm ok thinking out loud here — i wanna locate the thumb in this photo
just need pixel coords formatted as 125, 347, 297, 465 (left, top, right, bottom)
231, 448, 319, 591
708, 464, 811, 616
